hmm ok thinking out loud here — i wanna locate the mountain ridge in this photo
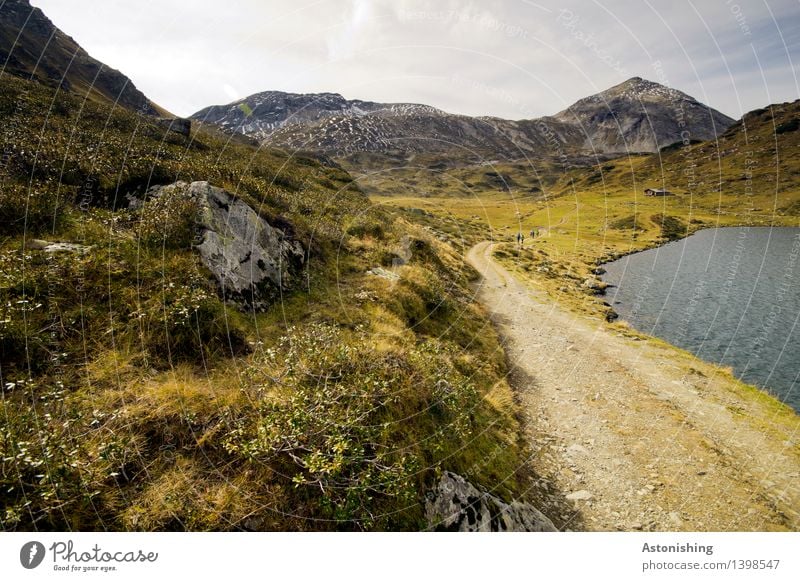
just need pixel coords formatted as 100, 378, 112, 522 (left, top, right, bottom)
0, 0, 164, 115
191, 77, 737, 164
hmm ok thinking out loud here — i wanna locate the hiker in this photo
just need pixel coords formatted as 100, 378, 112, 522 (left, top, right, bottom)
516, 232, 521, 246
530, 228, 536, 239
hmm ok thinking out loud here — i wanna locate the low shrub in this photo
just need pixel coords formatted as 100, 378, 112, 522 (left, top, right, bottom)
0, 184, 65, 234
135, 186, 199, 249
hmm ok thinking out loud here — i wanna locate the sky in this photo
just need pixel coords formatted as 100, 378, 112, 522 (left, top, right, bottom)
31, 0, 800, 120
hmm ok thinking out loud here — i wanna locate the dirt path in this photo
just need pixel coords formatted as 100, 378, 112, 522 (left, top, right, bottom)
467, 241, 800, 531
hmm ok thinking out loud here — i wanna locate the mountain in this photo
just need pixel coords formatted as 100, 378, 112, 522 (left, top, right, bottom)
191, 78, 737, 164
191, 90, 585, 163
0, 0, 162, 115
552, 77, 736, 153
191, 91, 423, 140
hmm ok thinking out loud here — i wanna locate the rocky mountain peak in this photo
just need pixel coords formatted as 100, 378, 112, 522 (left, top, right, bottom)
552, 77, 735, 153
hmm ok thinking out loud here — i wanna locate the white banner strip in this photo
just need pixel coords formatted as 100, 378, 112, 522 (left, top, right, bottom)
0, 532, 797, 580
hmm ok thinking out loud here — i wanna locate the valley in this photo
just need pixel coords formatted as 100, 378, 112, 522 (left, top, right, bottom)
2, 0, 799, 534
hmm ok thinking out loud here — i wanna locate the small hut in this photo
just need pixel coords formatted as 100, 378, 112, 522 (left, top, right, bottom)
644, 188, 673, 196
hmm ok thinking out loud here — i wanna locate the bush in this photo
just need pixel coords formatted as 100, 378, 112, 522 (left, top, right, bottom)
776, 118, 799, 134
136, 186, 199, 249
225, 324, 420, 527
0, 379, 130, 530
0, 184, 65, 234
345, 214, 387, 239
608, 214, 641, 230
651, 213, 686, 241
136, 278, 249, 365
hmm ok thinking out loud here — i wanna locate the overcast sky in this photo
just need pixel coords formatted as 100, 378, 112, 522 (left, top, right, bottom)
31, 0, 800, 119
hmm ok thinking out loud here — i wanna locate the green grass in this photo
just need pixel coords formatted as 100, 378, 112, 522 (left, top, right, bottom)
0, 75, 529, 531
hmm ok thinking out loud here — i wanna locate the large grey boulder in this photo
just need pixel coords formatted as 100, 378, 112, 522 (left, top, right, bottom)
156, 117, 191, 137
148, 181, 304, 310
426, 471, 556, 532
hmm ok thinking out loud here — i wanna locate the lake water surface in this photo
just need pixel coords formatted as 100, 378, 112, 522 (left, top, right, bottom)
602, 227, 800, 412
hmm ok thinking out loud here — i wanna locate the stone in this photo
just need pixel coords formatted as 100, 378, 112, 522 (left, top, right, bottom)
566, 444, 589, 456
43, 242, 91, 254
425, 471, 556, 532
156, 117, 191, 137
25, 239, 92, 254
148, 181, 304, 310
367, 267, 400, 281
566, 489, 593, 501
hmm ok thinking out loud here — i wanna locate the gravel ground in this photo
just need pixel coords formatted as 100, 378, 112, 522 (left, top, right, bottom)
467, 241, 800, 531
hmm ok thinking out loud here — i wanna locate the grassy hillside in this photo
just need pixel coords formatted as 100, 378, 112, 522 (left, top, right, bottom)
0, 75, 530, 531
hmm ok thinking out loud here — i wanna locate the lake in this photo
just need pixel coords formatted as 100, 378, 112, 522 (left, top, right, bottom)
602, 227, 800, 412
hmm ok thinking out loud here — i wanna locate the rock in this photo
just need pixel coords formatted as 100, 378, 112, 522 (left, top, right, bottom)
156, 117, 191, 137
426, 471, 556, 532
149, 181, 304, 310
566, 489, 593, 501
43, 242, 91, 254
25, 239, 51, 250
25, 239, 92, 254
367, 267, 400, 281
566, 444, 589, 456
582, 277, 608, 295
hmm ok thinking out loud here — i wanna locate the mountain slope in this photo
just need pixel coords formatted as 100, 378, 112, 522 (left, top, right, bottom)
0, 0, 161, 115
556, 97, 800, 203
191, 78, 736, 164
552, 77, 736, 153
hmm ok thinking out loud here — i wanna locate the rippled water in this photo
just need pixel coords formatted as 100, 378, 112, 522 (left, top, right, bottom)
602, 227, 800, 412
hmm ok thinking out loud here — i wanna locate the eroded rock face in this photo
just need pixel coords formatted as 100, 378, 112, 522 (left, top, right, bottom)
149, 181, 304, 310
426, 471, 556, 532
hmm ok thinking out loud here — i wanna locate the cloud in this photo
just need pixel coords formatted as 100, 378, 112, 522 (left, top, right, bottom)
326, 0, 373, 61
30, 0, 799, 119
